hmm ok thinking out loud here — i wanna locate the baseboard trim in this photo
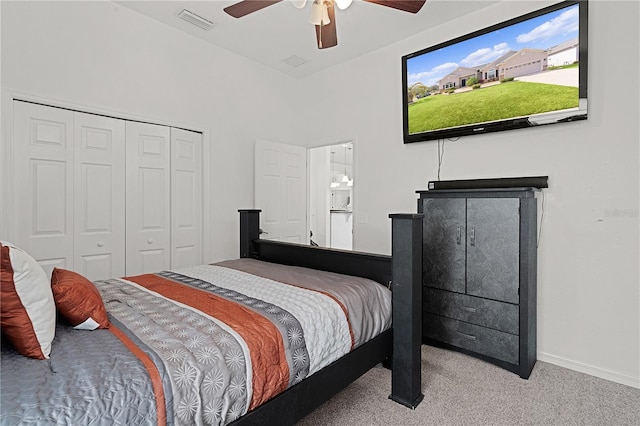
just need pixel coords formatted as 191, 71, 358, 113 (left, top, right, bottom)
538, 351, 639, 389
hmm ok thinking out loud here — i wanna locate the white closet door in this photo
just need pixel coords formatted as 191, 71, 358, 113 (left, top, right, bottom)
171, 128, 202, 269
125, 121, 171, 275
74, 112, 125, 280
12, 101, 74, 279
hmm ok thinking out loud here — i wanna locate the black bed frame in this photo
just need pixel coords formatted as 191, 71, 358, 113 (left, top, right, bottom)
231, 210, 424, 425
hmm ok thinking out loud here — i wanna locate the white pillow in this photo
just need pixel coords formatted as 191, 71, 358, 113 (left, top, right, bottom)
1, 241, 56, 359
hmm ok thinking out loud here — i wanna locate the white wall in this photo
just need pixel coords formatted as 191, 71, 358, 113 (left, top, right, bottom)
1, 1, 302, 263
297, 1, 639, 387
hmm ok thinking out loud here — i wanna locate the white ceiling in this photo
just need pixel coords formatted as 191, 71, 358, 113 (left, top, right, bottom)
117, 0, 500, 79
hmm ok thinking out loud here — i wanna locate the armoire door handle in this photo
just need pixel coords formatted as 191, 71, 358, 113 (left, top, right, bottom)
456, 331, 477, 340
469, 227, 475, 246
456, 226, 461, 245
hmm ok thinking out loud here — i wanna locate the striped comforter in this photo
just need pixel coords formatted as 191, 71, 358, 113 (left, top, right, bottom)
0, 259, 392, 426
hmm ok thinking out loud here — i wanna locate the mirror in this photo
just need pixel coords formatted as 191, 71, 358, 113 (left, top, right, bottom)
308, 142, 353, 249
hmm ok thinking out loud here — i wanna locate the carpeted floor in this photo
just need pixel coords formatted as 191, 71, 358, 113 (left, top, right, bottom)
297, 345, 640, 425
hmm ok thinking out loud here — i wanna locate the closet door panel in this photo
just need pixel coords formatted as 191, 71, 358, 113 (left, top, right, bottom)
74, 112, 125, 281
126, 122, 171, 275
171, 128, 202, 269
13, 102, 74, 278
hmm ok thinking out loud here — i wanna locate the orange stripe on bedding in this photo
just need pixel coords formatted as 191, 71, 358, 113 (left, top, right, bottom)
214, 261, 357, 350
125, 274, 289, 410
109, 325, 167, 426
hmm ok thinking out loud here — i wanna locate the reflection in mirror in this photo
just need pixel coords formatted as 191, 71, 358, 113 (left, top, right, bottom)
309, 142, 353, 250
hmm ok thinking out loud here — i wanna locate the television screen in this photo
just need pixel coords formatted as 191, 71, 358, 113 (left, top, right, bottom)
402, 0, 588, 143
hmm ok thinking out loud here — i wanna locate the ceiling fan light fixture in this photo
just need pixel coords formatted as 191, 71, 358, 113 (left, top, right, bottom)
292, 0, 307, 9
334, 0, 353, 10
309, 0, 330, 26
223, 0, 425, 50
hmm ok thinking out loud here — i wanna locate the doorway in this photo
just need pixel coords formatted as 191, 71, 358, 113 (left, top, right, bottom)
308, 142, 354, 250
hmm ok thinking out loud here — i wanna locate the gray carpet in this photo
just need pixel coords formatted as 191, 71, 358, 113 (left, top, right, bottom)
297, 345, 640, 425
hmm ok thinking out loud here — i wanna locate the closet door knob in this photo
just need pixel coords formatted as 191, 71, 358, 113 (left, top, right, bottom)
96, 241, 104, 247
147, 238, 154, 244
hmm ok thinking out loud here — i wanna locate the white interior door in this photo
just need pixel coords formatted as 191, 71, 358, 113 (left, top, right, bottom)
12, 101, 74, 279
170, 128, 202, 269
255, 140, 308, 243
125, 121, 171, 275
308, 146, 330, 247
74, 112, 126, 281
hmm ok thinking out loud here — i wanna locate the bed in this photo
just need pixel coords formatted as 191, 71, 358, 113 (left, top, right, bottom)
1, 210, 423, 425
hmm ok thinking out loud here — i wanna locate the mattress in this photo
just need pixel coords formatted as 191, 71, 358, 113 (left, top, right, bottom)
0, 259, 391, 426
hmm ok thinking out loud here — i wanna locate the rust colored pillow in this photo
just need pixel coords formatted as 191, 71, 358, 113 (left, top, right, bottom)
51, 268, 110, 330
1, 241, 56, 359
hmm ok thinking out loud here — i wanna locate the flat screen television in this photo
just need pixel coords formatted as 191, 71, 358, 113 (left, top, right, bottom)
402, 0, 588, 143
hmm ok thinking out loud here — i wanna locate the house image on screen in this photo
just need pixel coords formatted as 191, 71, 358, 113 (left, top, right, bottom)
547, 37, 579, 67
438, 48, 550, 91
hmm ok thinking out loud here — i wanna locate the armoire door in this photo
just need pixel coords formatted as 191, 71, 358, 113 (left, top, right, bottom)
466, 198, 520, 303
125, 121, 171, 275
422, 197, 466, 293
170, 128, 203, 269
74, 112, 126, 280
12, 102, 74, 278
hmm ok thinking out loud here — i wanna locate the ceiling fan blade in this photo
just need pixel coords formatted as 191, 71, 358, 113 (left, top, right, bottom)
315, 2, 337, 49
223, 0, 283, 18
363, 0, 426, 14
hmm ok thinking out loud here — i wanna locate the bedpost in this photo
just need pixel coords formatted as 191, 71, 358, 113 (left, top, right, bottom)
239, 209, 261, 258
388, 213, 424, 409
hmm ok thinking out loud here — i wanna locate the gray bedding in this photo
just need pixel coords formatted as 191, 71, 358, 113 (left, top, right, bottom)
0, 260, 391, 426
1, 318, 165, 425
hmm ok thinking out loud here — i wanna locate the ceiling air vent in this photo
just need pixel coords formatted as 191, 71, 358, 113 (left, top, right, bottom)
178, 9, 215, 30
282, 55, 310, 68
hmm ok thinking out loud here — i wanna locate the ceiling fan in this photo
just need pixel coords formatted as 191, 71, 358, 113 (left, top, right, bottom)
223, 0, 427, 49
